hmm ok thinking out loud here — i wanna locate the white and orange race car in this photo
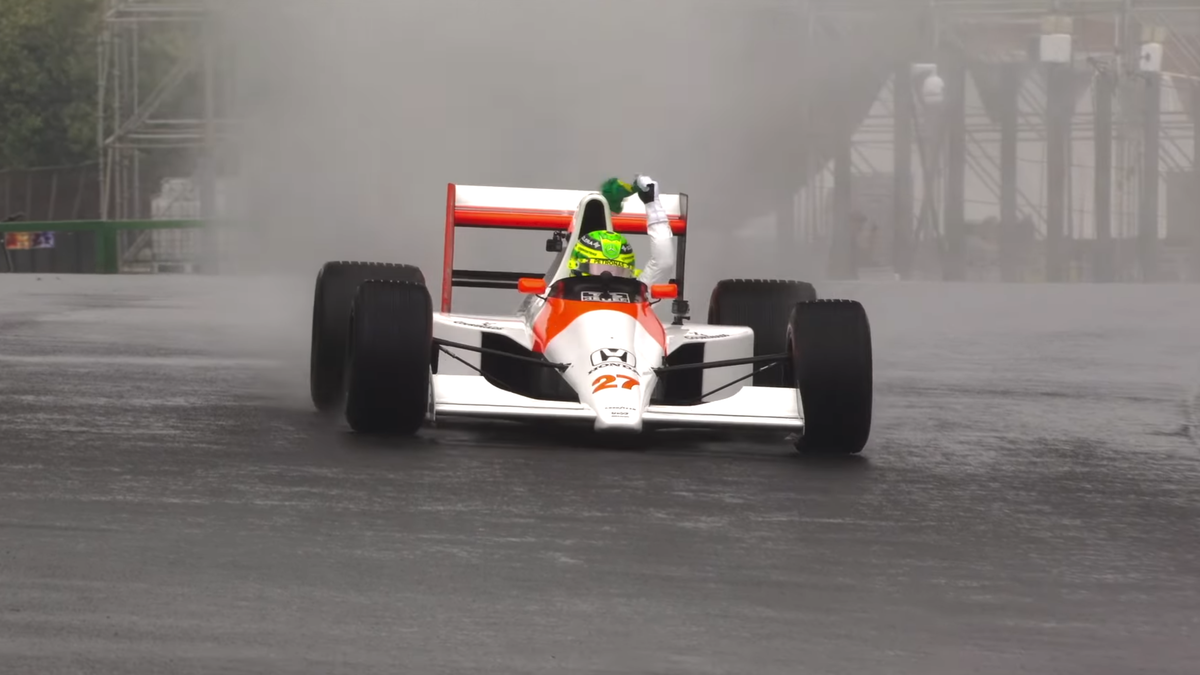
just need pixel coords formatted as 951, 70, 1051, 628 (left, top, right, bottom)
309, 183, 874, 454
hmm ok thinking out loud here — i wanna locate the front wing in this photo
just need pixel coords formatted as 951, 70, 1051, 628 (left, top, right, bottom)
432, 374, 804, 431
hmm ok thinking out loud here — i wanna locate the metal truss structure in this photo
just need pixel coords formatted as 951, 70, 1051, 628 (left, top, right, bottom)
98, 0, 230, 213
98, 0, 232, 270
795, 0, 1200, 282
806, 0, 1200, 171
92, 0, 1198, 280
809, 0, 1200, 18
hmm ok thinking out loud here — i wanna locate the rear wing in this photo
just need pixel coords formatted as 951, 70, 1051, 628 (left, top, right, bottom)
442, 183, 689, 312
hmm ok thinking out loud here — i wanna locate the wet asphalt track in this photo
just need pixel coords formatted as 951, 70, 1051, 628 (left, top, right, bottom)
1, 275, 1199, 674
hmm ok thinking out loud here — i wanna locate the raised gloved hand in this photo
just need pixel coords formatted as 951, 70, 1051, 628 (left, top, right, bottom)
636, 174, 669, 234
634, 174, 658, 204
631, 174, 674, 287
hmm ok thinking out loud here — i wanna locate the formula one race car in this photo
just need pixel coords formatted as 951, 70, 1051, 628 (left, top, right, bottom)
309, 183, 873, 454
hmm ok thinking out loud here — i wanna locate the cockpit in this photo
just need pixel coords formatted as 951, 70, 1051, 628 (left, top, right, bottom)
547, 274, 647, 304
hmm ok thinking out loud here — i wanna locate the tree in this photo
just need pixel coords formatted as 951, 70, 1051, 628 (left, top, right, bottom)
0, 0, 102, 168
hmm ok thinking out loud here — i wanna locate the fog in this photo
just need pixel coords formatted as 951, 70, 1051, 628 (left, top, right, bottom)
219, 0, 840, 314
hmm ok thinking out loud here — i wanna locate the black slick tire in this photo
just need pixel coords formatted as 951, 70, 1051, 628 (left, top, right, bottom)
310, 261, 424, 412
707, 279, 818, 387
344, 280, 432, 435
787, 300, 873, 454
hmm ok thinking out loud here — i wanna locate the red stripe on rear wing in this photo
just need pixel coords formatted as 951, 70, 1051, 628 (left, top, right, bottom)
442, 183, 689, 312
455, 207, 687, 235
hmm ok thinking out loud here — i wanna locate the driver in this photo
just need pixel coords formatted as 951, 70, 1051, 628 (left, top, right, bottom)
566, 175, 675, 288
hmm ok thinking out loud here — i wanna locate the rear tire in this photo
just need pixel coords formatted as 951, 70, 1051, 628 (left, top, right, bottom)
310, 261, 424, 412
787, 300, 873, 454
707, 279, 818, 387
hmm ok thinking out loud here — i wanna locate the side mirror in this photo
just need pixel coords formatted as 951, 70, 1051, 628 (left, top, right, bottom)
517, 278, 547, 294
650, 284, 678, 300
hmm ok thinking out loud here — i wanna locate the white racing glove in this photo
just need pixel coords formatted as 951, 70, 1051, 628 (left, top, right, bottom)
635, 174, 658, 202
634, 174, 669, 229
633, 174, 675, 287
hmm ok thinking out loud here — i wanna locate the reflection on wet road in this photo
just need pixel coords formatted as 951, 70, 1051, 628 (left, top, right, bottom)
1, 276, 1198, 674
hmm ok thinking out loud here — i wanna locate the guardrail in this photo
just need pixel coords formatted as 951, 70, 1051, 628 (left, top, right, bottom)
0, 220, 205, 274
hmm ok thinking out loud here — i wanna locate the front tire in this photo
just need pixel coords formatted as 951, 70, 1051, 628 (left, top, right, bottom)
310, 261, 424, 412
344, 280, 433, 435
708, 279, 818, 387
788, 300, 873, 454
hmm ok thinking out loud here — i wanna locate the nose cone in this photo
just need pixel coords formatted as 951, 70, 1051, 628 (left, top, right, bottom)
543, 309, 656, 433
590, 375, 645, 432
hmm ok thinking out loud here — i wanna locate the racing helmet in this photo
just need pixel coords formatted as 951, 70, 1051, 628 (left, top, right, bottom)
568, 231, 637, 278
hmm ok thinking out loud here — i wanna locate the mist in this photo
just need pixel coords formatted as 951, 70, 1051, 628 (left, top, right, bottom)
218, 0, 824, 314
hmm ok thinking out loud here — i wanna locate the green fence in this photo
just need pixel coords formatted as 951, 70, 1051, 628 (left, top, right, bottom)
0, 220, 205, 274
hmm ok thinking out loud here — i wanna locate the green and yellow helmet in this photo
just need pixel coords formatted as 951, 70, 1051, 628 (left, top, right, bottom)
568, 230, 638, 278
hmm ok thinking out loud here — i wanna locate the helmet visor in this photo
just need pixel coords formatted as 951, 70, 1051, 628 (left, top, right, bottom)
575, 260, 635, 278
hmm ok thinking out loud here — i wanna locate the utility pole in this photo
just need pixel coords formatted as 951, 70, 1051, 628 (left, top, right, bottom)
200, 8, 220, 274
1040, 14, 1074, 283
1045, 63, 1070, 282
1094, 67, 1116, 282
829, 121, 856, 280
942, 56, 967, 281
1137, 25, 1166, 283
1193, 81, 1200, 282
998, 62, 1021, 282
893, 61, 914, 280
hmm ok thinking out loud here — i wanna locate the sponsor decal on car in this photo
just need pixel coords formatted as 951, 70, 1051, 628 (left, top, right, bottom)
683, 332, 732, 340
605, 406, 636, 418
591, 348, 636, 368
588, 363, 638, 376
453, 319, 503, 331
581, 291, 631, 303
592, 374, 639, 393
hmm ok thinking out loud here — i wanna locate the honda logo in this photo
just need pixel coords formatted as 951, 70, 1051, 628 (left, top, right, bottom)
591, 348, 635, 368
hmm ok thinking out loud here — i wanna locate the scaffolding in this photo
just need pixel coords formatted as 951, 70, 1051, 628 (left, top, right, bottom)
91, 0, 1199, 280
799, 0, 1200, 281
98, 0, 229, 269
